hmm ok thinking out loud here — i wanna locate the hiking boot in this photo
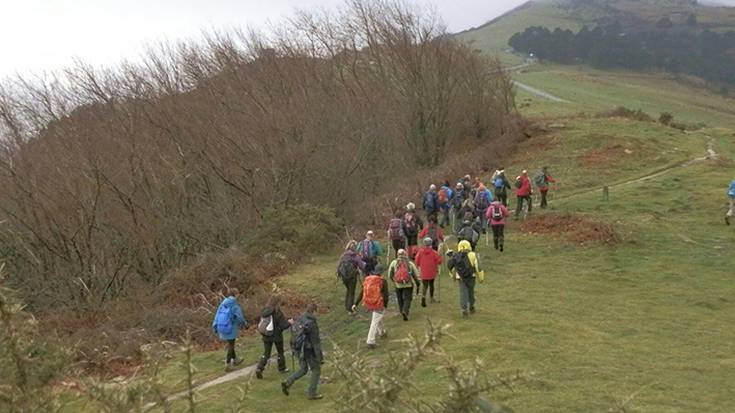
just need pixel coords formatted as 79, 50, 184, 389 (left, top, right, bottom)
255, 369, 263, 379
366, 343, 378, 349
421, 297, 427, 307
470, 306, 476, 314
402, 313, 408, 321
308, 394, 324, 400
281, 382, 290, 396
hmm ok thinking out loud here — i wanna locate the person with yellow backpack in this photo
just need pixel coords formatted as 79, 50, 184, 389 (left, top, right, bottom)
447, 240, 484, 318
388, 249, 421, 321
352, 264, 390, 349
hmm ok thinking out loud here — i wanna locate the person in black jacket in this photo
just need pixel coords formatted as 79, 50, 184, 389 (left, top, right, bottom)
282, 303, 323, 400
255, 295, 293, 379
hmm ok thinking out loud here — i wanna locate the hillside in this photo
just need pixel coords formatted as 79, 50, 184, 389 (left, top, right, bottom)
456, 0, 735, 64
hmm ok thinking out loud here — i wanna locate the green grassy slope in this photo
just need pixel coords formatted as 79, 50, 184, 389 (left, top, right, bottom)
66, 108, 735, 412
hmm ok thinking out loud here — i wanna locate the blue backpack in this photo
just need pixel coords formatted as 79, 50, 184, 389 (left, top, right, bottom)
729, 181, 735, 197
214, 304, 234, 335
494, 176, 504, 189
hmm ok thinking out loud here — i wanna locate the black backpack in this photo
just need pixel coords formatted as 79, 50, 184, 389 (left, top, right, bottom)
453, 252, 475, 279
290, 316, 312, 354
337, 254, 357, 281
404, 213, 418, 236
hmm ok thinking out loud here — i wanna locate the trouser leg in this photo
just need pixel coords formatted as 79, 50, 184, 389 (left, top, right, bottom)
515, 196, 523, 216
366, 309, 385, 344
226, 339, 236, 364
285, 354, 309, 386
491, 225, 500, 249
540, 191, 548, 208
275, 341, 287, 371
306, 355, 321, 397
467, 278, 476, 309
459, 280, 469, 312
498, 225, 505, 249
401, 288, 413, 316
257, 340, 273, 372
526, 196, 533, 212
396, 288, 405, 313
344, 276, 356, 312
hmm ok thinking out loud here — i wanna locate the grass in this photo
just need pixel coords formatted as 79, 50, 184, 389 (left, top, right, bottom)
61, 108, 735, 412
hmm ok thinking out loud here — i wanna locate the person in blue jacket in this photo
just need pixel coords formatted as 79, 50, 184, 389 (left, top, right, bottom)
437, 180, 454, 228
212, 288, 248, 371
726, 177, 735, 225
423, 184, 439, 221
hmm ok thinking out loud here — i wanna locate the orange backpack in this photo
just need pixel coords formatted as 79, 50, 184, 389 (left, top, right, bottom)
363, 276, 384, 311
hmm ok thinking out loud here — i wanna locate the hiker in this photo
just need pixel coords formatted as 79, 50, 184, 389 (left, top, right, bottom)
447, 240, 483, 318
337, 241, 366, 313
438, 180, 454, 228
211, 288, 248, 372
457, 220, 480, 251
474, 183, 493, 234
414, 237, 443, 307
514, 170, 533, 218
282, 303, 323, 400
403, 203, 424, 259
423, 184, 440, 222
451, 182, 465, 233
356, 230, 383, 274
461, 175, 472, 199
388, 249, 421, 321
535, 166, 556, 208
352, 264, 390, 349
492, 168, 511, 207
486, 198, 509, 252
727, 177, 735, 225
419, 215, 444, 250
256, 295, 293, 379
387, 210, 406, 259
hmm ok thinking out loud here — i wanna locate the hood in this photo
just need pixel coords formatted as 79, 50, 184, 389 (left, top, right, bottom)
261, 306, 275, 318
222, 296, 237, 308
458, 240, 472, 252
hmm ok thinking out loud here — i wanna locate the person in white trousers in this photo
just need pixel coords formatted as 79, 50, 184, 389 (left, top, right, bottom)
352, 264, 390, 349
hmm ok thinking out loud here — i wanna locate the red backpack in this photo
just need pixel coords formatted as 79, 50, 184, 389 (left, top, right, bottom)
363, 276, 384, 310
394, 260, 411, 283
438, 188, 449, 205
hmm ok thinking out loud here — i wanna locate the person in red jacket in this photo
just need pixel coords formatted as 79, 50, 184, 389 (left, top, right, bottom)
414, 237, 443, 307
514, 170, 533, 218
485, 198, 509, 252
537, 166, 555, 209
418, 215, 444, 251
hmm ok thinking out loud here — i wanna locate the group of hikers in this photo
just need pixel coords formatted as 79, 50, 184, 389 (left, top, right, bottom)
209, 169, 556, 400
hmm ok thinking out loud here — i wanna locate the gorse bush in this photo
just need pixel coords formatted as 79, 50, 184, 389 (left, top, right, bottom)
0, 0, 518, 311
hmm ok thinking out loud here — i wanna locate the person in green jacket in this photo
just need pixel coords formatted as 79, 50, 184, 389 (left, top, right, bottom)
388, 249, 420, 321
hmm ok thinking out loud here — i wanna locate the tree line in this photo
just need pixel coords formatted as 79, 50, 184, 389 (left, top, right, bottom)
508, 23, 735, 87
0, 0, 518, 311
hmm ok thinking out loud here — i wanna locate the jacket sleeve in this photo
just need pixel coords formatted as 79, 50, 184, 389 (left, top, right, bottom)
374, 241, 384, 257
419, 227, 428, 238
353, 255, 366, 271
211, 305, 219, 332
435, 251, 443, 265
232, 304, 247, 328
310, 321, 323, 361
410, 262, 421, 285
468, 252, 481, 273
277, 311, 291, 332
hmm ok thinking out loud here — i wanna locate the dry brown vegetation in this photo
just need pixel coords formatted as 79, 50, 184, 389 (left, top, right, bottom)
0, 0, 520, 369
519, 213, 623, 246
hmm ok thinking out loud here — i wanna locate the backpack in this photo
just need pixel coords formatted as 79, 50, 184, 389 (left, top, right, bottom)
214, 304, 233, 335
257, 314, 275, 336
475, 190, 490, 211
388, 218, 404, 241
438, 188, 449, 205
290, 316, 311, 354
534, 172, 546, 187
453, 252, 475, 279
337, 254, 358, 281
493, 176, 504, 189
361, 240, 373, 258
462, 197, 475, 211
404, 213, 418, 236
362, 276, 384, 311
458, 226, 478, 244
491, 205, 503, 221
394, 260, 411, 283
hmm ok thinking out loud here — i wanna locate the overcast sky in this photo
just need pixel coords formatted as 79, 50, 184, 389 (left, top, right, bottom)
0, 0, 528, 79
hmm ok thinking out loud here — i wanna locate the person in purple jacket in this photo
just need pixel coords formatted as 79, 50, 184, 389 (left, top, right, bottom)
337, 241, 366, 314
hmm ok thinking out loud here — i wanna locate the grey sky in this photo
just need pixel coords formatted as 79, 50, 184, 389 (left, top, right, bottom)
0, 0, 527, 78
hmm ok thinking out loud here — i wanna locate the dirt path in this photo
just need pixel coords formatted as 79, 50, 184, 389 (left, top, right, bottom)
560, 136, 718, 200
513, 80, 570, 103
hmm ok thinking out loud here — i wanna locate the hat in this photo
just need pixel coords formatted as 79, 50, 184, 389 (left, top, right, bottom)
423, 237, 433, 246
406, 202, 415, 211
366, 230, 374, 237
522, 169, 528, 174
397, 249, 407, 257
373, 264, 385, 274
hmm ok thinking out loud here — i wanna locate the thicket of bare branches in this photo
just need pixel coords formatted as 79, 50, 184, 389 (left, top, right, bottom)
0, 0, 518, 310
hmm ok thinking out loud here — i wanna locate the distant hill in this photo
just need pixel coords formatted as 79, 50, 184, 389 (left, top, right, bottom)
456, 0, 735, 63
